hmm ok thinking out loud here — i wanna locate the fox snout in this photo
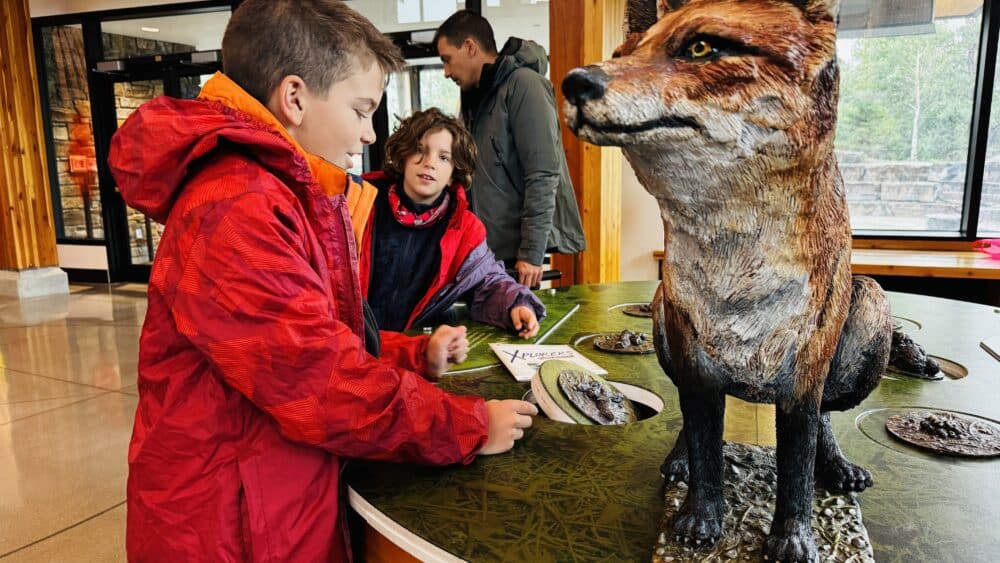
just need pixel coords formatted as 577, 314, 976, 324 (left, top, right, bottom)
562, 65, 611, 135
562, 65, 610, 107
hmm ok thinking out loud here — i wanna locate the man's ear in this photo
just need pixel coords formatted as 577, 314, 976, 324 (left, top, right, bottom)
267, 75, 308, 130
463, 37, 478, 57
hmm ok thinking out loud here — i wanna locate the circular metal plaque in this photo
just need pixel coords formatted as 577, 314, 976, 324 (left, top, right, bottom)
622, 303, 653, 317
557, 369, 636, 425
593, 330, 654, 354
886, 410, 1000, 457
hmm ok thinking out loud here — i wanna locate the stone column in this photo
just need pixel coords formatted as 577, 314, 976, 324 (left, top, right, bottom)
0, 0, 69, 298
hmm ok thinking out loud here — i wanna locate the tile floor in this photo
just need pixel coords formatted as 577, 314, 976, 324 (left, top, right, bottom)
1, 284, 145, 561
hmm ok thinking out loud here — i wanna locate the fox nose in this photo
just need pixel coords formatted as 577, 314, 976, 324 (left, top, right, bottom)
561, 66, 609, 105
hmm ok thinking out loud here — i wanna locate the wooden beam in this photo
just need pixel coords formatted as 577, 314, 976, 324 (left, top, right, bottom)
655, 248, 1000, 279
549, 0, 624, 285
852, 238, 976, 251
1, 0, 59, 271
851, 249, 1000, 279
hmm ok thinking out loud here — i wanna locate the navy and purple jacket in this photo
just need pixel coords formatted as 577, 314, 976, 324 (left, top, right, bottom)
360, 171, 545, 331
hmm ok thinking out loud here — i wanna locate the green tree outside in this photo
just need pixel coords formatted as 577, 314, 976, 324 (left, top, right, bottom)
836, 16, 986, 163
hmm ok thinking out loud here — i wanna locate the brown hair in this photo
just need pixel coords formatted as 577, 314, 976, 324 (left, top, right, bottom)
222, 0, 404, 104
383, 108, 477, 189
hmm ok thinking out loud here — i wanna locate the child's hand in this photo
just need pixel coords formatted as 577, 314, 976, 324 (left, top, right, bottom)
478, 399, 538, 455
425, 325, 469, 381
510, 306, 539, 339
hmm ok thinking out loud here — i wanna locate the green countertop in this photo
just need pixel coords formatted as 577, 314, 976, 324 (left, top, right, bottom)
347, 281, 1000, 562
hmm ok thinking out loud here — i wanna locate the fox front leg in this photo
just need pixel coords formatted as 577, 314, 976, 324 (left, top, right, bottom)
651, 284, 690, 483
764, 401, 820, 563
672, 389, 726, 546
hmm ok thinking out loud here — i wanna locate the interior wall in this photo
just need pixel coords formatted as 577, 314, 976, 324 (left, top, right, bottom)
57, 244, 108, 270
619, 162, 663, 282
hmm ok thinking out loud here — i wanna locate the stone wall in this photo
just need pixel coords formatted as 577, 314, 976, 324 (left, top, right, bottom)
42, 26, 193, 264
839, 151, 1000, 233
43, 26, 101, 239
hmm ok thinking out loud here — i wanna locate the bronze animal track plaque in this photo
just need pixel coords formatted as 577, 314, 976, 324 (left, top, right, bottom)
558, 369, 637, 425
593, 330, 655, 354
886, 411, 1000, 457
622, 303, 653, 317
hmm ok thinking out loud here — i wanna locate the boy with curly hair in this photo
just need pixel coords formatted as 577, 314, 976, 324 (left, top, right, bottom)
360, 108, 545, 337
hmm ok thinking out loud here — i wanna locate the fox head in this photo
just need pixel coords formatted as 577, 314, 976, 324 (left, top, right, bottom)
563, 0, 842, 204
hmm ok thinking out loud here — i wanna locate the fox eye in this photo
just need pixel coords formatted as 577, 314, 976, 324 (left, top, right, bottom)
687, 40, 715, 59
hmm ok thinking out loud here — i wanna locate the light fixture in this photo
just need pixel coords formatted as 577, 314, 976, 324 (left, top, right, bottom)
140, 26, 160, 32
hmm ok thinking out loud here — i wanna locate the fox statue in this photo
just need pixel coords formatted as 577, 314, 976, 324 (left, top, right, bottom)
562, 0, 891, 561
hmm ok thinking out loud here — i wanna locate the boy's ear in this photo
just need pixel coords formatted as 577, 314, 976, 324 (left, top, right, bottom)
267, 75, 308, 130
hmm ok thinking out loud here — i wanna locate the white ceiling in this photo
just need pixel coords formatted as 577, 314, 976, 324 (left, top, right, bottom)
98, 11, 230, 51
30, 0, 551, 55
30, 0, 196, 18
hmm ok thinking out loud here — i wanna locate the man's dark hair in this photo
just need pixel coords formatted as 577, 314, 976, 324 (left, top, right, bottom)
222, 0, 404, 105
433, 10, 498, 55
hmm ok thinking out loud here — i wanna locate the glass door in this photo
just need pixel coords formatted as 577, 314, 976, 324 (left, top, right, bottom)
113, 79, 166, 268
93, 63, 219, 282
83, 7, 229, 282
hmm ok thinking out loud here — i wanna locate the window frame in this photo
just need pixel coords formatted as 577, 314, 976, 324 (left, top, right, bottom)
848, 0, 998, 248
32, 0, 235, 247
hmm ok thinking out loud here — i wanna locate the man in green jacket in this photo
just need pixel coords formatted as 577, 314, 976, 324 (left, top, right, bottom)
435, 10, 585, 288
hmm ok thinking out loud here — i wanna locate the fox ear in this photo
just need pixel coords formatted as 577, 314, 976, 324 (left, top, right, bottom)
657, 0, 688, 18
797, 0, 841, 20
625, 0, 688, 35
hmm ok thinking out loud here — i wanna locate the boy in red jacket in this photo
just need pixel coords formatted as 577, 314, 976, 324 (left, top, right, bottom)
108, 1, 536, 561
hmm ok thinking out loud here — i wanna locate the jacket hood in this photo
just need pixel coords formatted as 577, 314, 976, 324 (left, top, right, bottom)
108, 73, 376, 242
493, 37, 548, 84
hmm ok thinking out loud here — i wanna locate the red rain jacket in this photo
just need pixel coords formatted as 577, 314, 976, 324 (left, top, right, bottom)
109, 73, 489, 562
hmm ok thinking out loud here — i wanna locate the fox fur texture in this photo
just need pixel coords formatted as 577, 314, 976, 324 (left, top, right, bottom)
562, 1, 891, 561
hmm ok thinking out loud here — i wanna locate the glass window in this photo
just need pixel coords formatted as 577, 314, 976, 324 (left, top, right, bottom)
386, 70, 414, 131
835, 0, 984, 233
99, 10, 229, 58
483, 0, 550, 64
418, 67, 460, 116
385, 65, 460, 132
350, 0, 464, 32
981, 48, 1000, 236
40, 24, 104, 241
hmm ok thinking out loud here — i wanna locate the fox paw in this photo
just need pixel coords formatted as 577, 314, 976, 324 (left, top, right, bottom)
660, 454, 688, 483
816, 455, 873, 493
671, 500, 723, 547
763, 520, 818, 563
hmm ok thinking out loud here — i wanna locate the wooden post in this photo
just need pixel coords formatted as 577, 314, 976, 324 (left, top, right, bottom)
1, 0, 68, 297
549, 0, 624, 285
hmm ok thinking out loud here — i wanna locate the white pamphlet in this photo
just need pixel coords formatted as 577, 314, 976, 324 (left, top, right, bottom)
489, 343, 607, 382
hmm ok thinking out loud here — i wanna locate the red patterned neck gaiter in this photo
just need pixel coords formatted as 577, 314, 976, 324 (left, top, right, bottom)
388, 184, 451, 229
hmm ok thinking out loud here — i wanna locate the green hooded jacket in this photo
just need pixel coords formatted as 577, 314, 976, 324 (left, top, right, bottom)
460, 37, 586, 266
